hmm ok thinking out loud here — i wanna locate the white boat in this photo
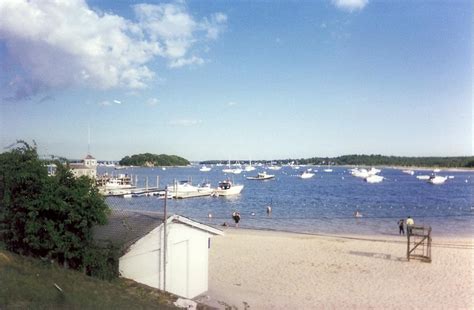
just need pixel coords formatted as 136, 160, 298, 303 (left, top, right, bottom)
246, 171, 275, 180
433, 169, 441, 173
428, 175, 447, 185
167, 180, 214, 197
244, 159, 256, 171
300, 170, 315, 179
267, 165, 282, 170
365, 175, 384, 183
416, 175, 431, 180
214, 180, 244, 196
368, 167, 381, 175
200, 165, 211, 172
402, 170, 415, 175
323, 168, 333, 173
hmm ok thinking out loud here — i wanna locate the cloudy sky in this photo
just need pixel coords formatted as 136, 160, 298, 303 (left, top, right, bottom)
0, 0, 471, 160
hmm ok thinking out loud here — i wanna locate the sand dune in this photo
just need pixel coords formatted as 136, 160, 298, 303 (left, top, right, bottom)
198, 228, 473, 309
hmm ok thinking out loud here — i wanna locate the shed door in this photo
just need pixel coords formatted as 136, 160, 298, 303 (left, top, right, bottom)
168, 240, 189, 297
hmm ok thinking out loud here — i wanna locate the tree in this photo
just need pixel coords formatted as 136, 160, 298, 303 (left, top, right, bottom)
0, 141, 109, 270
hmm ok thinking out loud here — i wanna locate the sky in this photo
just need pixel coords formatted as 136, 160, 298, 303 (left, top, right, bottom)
0, 0, 472, 161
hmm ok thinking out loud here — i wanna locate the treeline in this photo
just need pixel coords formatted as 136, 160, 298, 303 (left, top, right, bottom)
300, 155, 474, 168
202, 155, 474, 168
119, 153, 190, 166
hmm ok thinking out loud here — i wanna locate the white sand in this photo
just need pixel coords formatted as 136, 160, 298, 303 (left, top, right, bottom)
198, 228, 473, 309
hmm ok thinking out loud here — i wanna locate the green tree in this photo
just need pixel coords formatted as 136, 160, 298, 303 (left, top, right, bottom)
0, 141, 109, 270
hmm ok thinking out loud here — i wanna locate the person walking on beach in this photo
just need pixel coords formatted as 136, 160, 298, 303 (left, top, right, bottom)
406, 216, 414, 235
398, 219, 405, 235
232, 211, 241, 227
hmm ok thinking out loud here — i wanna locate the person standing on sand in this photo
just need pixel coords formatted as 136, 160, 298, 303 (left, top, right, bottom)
406, 216, 414, 235
398, 219, 405, 235
232, 211, 241, 227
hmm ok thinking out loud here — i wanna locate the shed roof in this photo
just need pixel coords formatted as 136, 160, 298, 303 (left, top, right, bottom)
93, 209, 223, 252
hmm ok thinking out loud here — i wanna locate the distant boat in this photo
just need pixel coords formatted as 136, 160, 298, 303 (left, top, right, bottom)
200, 165, 211, 172
433, 168, 441, 173
246, 171, 275, 180
416, 175, 431, 180
244, 159, 256, 171
214, 180, 244, 196
365, 175, 384, 183
402, 170, 415, 175
323, 163, 333, 173
300, 170, 315, 179
428, 175, 447, 185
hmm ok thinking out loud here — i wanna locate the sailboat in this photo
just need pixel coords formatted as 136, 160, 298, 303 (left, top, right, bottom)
323, 161, 333, 172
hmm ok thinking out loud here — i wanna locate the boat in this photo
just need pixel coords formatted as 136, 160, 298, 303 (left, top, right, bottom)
365, 175, 384, 183
246, 171, 275, 180
167, 180, 214, 198
323, 162, 333, 172
96, 174, 135, 194
300, 170, 315, 179
244, 159, 256, 171
199, 165, 211, 172
428, 175, 447, 185
416, 175, 431, 180
402, 170, 415, 175
222, 160, 242, 174
213, 180, 244, 196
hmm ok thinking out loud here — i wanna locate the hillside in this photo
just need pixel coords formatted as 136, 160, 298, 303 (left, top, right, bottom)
119, 153, 190, 167
0, 249, 179, 309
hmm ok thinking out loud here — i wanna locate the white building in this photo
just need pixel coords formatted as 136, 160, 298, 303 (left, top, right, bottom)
94, 210, 223, 299
70, 154, 97, 179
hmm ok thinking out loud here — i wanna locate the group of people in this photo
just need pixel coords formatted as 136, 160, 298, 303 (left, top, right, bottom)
398, 216, 415, 235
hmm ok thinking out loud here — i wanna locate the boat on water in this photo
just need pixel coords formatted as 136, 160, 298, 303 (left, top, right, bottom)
97, 174, 135, 194
300, 170, 315, 179
416, 175, 431, 180
199, 165, 211, 172
246, 171, 275, 180
167, 180, 214, 198
213, 180, 244, 196
323, 168, 333, 173
402, 170, 415, 175
365, 175, 384, 183
428, 175, 447, 185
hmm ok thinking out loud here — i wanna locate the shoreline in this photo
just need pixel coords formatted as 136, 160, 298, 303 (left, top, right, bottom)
200, 228, 473, 309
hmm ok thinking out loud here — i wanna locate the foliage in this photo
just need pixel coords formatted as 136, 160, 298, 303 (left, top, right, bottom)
119, 152, 190, 166
82, 243, 120, 280
0, 141, 110, 272
201, 155, 474, 168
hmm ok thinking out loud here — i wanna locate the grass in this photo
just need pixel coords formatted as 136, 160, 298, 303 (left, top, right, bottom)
0, 249, 180, 309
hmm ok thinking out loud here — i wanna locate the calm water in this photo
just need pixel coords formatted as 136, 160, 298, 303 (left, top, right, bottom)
103, 166, 474, 237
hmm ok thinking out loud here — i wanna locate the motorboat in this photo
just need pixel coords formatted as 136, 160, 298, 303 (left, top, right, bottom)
416, 175, 431, 180
428, 175, 447, 185
323, 168, 333, 173
200, 165, 211, 172
267, 165, 282, 170
214, 180, 244, 196
167, 180, 214, 197
246, 171, 275, 180
365, 175, 384, 183
402, 170, 415, 175
300, 170, 315, 179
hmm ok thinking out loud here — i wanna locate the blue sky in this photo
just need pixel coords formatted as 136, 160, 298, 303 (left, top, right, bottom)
0, 0, 472, 160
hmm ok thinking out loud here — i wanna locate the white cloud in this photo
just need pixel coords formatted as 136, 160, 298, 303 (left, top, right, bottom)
331, 0, 369, 12
169, 56, 205, 68
146, 98, 159, 106
113, 99, 122, 104
168, 119, 202, 126
227, 101, 238, 106
0, 1, 227, 100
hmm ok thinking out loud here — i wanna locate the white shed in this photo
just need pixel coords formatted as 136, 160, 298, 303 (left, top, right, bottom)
94, 210, 223, 299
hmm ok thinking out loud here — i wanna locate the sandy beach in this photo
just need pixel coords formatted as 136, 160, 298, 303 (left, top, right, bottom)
198, 228, 473, 309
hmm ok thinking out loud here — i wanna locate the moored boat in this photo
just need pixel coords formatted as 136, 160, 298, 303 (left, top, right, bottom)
300, 170, 315, 179
214, 180, 244, 196
428, 175, 447, 185
246, 171, 275, 180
